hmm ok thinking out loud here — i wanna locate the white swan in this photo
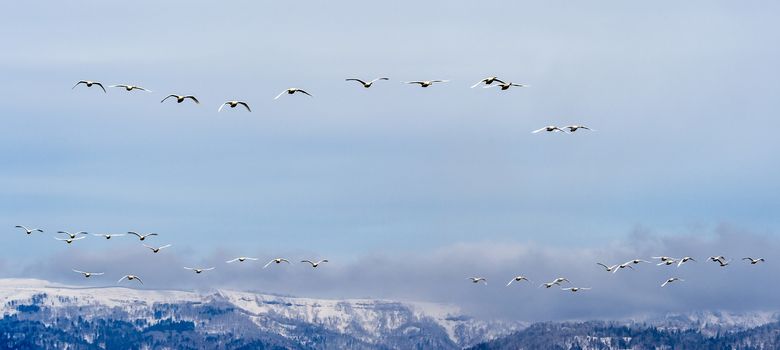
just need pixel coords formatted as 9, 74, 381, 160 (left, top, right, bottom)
143, 244, 172, 253
531, 126, 566, 134
72, 269, 104, 278
506, 276, 530, 286
274, 88, 312, 99
110, 84, 151, 92
15, 225, 43, 235
468, 277, 487, 285
661, 277, 683, 287
404, 80, 449, 88
263, 258, 290, 268
54, 236, 86, 244
58, 231, 88, 239
346, 78, 389, 88
161, 95, 199, 104
73, 80, 106, 93
301, 259, 329, 268
127, 232, 158, 241
184, 267, 215, 274
743, 257, 765, 265
92, 233, 125, 240
118, 275, 144, 285
218, 101, 251, 112
470, 76, 505, 88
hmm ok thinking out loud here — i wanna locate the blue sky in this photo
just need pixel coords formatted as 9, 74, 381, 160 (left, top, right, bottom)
1, 1, 779, 320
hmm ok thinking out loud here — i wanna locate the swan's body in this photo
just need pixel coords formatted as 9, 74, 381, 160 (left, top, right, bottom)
562, 287, 591, 292
15, 225, 43, 235
471, 76, 505, 88
118, 275, 143, 285
143, 244, 171, 253
226, 257, 259, 263
404, 80, 449, 88
274, 88, 312, 99
73, 80, 106, 93
506, 276, 530, 286
346, 78, 389, 88
110, 84, 151, 92
531, 126, 566, 133
127, 232, 158, 241
72, 269, 104, 278
301, 259, 329, 268
161, 95, 199, 104
184, 267, 215, 274
264, 258, 290, 268
218, 100, 251, 112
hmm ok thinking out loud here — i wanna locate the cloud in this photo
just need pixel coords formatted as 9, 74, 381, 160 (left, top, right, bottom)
7, 225, 778, 321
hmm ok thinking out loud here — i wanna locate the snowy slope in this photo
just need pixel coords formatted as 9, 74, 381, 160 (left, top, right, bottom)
0, 279, 522, 348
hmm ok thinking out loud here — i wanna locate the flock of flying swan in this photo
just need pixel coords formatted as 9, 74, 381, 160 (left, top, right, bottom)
14, 225, 328, 285
72, 76, 592, 133
20, 76, 766, 293
469, 254, 766, 293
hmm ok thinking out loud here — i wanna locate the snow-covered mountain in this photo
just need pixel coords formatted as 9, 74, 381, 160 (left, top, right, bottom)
0, 278, 523, 349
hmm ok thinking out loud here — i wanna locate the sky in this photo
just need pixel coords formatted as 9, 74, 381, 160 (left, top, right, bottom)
1, 1, 779, 321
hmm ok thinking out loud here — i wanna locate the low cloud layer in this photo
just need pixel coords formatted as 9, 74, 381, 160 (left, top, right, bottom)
5, 225, 778, 321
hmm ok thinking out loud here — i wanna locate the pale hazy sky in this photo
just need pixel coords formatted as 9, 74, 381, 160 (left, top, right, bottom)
1, 1, 779, 320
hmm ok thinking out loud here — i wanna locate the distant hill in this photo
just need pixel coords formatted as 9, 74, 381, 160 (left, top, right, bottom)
0, 279, 522, 349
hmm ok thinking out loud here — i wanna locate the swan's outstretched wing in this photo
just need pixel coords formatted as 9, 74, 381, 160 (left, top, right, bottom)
301, 260, 315, 266
471, 79, 487, 88
185, 96, 200, 104
161, 95, 177, 103
531, 127, 548, 134
237, 102, 251, 112
274, 91, 287, 100
296, 90, 312, 97
226, 258, 239, 263
263, 260, 274, 268
346, 78, 367, 85
72, 269, 87, 274
370, 77, 389, 84
218, 103, 227, 112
